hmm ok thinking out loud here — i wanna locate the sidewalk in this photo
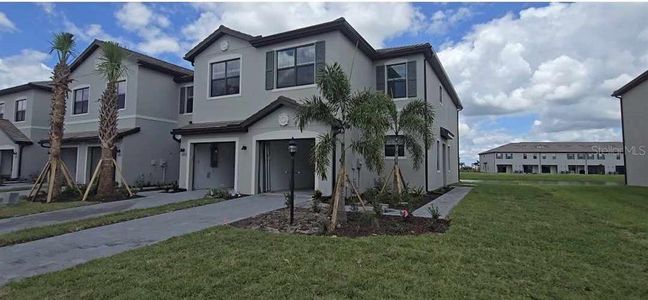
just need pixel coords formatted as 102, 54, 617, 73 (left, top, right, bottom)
412, 187, 472, 218
0, 190, 206, 234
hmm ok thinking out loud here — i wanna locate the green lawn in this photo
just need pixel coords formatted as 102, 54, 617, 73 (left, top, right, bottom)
0, 197, 224, 247
461, 171, 625, 184
0, 200, 96, 219
2, 178, 647, 298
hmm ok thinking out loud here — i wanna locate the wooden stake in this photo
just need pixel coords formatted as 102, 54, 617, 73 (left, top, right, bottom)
329, 169, 345, 232
380, 167, 394, 194
345, 173, 367, 211
46, 159, 58, 203
28, 160, 50, 200
112, 158, 133, 197
82, 159, 103, 202
59, 160, 81, 195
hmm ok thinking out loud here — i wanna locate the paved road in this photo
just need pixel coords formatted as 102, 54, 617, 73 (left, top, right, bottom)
413, 187, 472, 218
0, 192, 311, 285
0, 190, 207, 234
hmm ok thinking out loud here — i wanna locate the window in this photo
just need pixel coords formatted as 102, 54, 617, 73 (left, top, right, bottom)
552, 154, 557, 160
436, 141, 440, 171
276, 45, 315, 88
73, 87, 89, 114
14, 99, 26, 122
386, 63, 407, 98
117, 80, 126, 109
447, 145, 451, 171
616, 153, 621, 160
597, 153, 606, 160
577, 153, 586, 160
505, 153, 513, 159
0, 103, 4, 119
542, 154, 547, 160
587, 153, 595, 160
533, 154, 538, 159
439, 85, 443, 104
179, 86, 194, 114
567, 153, 575, 160
210, 58, 240, 97
384, 135, 405, 158
523, 154, 528, 159
496, 153, 503, 159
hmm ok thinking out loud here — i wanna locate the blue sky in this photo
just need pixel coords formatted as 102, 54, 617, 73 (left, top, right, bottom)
1, 2, 646, 163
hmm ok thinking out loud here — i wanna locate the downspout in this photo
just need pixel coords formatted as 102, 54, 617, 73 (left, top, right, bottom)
423, 58, 429, 192
614, 95, 628, 185
17, 144, 25, 179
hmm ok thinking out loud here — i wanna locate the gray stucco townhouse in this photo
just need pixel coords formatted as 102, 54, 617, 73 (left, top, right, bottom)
171, 18, 463, 195
612, 69, 648, 187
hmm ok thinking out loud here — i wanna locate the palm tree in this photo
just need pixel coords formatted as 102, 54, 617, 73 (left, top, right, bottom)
297, 63, 391, 230
384, 99, 434, 194
47, 32, 76, 201
95, 41, 126, 199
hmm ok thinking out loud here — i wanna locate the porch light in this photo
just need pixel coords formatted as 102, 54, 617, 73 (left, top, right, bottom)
288, 137, 297, 225
288, 138, 297, 154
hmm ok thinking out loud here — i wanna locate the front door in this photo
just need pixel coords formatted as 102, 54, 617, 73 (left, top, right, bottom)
442, 142, 447, 186
0, 150, 13, 179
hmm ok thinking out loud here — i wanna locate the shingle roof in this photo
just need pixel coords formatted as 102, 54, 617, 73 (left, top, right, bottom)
183, 18, 462, 110
70, 40, 193, 79
0, 119, 32, 144
172, 96, 301, 135
0, 81, 53, 97
479, 142, 624, 155
612, 69, 648, 97
38, 127, 140, 145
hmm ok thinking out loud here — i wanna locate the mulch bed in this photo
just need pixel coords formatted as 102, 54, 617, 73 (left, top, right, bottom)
231, 207, 450, 237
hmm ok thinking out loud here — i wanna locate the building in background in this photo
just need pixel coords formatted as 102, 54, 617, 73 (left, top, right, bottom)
612, 70, 648, 187
479, 142, 625, 175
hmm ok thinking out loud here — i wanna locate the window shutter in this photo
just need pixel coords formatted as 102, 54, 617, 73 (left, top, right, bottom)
315, 41, 326, 82
179, 87, 185, 114
265, 51, 274, 90
376, 65, 385, 92
407, 61, 417, 97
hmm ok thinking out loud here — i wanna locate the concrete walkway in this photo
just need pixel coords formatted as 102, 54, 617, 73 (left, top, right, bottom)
0, 190, 206, 234
0, 192, 311, 285
412, 186, 472, 218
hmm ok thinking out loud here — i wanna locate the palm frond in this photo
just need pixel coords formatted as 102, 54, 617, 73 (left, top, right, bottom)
347, 90, 391, 136
399, 100, 435, 149
316, 63, 350, 110
96, 41, 127, 82
350, 135, 385, 174
401, 134, 424, 170
311, 132, 336, 179
296, 96, 338, 130
50, 32, 76, 64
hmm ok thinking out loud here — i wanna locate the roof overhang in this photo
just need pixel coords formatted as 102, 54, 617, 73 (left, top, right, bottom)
39, 127, 140, 145
612, 69, 648, 97
440, 127, 455, 140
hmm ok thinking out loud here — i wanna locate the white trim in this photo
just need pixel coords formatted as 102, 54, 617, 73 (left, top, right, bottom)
185, 137, 239, 192
117, 79, 127, 111
15, 125, 49, 130
0, 102, 5, 119
179, 84, 194, 115
0, 145, 19, 179
272, 84, 316, 93
385, 60, 410, 101
64, 114, 177, 125
13, 98, 27, 123
271, 40, 318, 52
273, 42, 317, 91
70, 84, 91, 116
206, 54, 242, 100
250, 129, 321, 194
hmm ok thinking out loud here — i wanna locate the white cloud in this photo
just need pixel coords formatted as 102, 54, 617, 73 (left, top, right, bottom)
0, 11, 17, 32
64, 20, 119, 43
438, 3, 648, 162
0, 50, 51, 89
182, 3, 424, 48
115, 3, 179, 55
37, 3, 56, 16
428, 7, 472, 35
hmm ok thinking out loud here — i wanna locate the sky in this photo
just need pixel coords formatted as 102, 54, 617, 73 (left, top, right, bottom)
1, 2, 647, 164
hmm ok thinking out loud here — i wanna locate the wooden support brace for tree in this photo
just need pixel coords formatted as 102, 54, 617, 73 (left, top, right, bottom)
345, 174, 367, 211
82, 159, 103, 202
329, 169, 345, 232
46, 159, 58, 203
28, 160, 51, 201
112, 158, 133, 197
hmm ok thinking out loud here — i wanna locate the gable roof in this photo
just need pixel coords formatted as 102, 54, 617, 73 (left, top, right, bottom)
0, 81, 53, 97
171, 96, 301, 135
612, 69, 648, 97
70, 40, 193, 80
183, 18, 462, 110
479, 142, 624, 155
0, 119, 32, 145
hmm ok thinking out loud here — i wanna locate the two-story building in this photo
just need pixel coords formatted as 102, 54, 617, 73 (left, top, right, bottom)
479, 142, 625, 174
0, 81, 52, 180
37, 40, 193, 186
171, 18, 462, 195
612, 70, 648, 187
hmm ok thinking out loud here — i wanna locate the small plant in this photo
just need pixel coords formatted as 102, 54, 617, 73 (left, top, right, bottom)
206, 188, 231, 199
134, 175, 145, 192
371, 201, 383, 217
427, 205, 441, 221
311, 190, 322, 213
410, 186, 424, 197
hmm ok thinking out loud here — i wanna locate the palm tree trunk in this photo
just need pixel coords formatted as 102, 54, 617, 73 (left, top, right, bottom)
337, 134, 347, 224
48, 63, 71, 200
96, 82, 118, 199
392, 134, 401, 195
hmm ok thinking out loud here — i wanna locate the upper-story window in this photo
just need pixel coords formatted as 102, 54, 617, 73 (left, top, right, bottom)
577, 153, 585, 160
597, 153, 606, 160
384, 135, 405, 158
496, 153, 503, 159
117, 80, 126, 110
210, 58, 240, 97
276, 44, 315, 88
15, 99, 26, 122
567, 153, 575, 160
179, 86, 194, 114
386, 63, 407, 98
587, 153, 595, 160
436, 141, 441, 171
73, 87, 89, 115
505, 153, 513, 159
0, 103, 4, 119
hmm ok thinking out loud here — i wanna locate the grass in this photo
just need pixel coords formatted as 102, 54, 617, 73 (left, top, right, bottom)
0, 200, 96, 219
0, 197, 224, 247
461, 171, 625, 184
2, 177, 647, 298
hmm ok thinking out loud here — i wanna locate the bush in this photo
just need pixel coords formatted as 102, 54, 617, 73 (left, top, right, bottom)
427, 205, 441, 220
206, 188, 231, 199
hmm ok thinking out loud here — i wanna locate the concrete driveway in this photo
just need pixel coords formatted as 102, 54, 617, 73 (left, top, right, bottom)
0, 192, 311, 286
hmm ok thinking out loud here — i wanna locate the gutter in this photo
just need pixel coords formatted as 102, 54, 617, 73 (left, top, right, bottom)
423, 58, 429, 192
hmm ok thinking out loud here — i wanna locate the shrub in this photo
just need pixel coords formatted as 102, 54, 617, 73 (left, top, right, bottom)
206, 188, 231, 199
410, 186, 424, 198
371, 201, 383, 217
427, 205, 441, 221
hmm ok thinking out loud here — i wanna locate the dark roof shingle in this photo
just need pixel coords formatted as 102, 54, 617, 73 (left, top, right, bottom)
0, 119, 32, 144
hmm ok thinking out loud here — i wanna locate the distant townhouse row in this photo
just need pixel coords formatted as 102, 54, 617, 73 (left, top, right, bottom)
479, 142, 625, 175
0, 18, 463, 195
